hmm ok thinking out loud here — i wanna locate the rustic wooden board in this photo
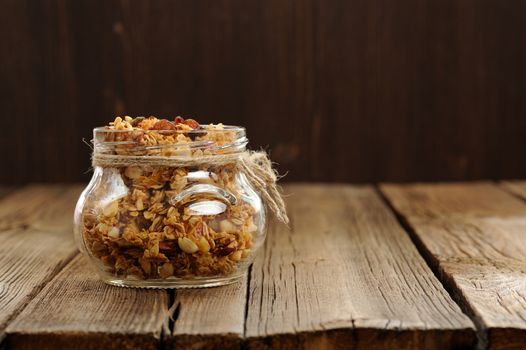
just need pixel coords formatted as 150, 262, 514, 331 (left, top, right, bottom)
501, 181, 526, 201
168, 277, 248, 350
245, 184, 475, 349
0, 186, 14, 198
381, 182, 526, 350
0, 185, 82, 340
6, 255, 169, 350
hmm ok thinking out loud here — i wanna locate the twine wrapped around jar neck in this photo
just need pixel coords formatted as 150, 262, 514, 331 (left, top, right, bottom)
91, 150, 289, 225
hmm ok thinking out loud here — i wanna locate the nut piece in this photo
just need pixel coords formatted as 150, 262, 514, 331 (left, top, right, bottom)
135, 198, 144, 211
197, 237, 211, 253
108, 226, 120, 238
174, 116, 184, 124
103, 201, 119, 217
139, 257, 151, 274
152, 119, 176, 130
178, 237, 198, 254
159, 262, 174, 278
184, 118, 199, 129
219, 219, 237, 233
124, 166, 143, 179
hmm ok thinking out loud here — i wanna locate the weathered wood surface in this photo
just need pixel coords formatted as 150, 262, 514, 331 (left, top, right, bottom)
381, 182, 526, 350
0, 185, 81, 340
10, 183, 525, 349
501, 181, 526, 201
245, 184, 475, 349
6, 255, 169, 350
169, 277, 248, 350
0, 186, 13, 198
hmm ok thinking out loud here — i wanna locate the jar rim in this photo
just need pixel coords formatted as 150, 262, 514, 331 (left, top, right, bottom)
92, 125, 248, 156
93, 124, 245, 134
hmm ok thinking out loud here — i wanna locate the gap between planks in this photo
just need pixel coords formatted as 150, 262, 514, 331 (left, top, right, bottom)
244, 184, 474, 349
2, 184, 477, 350
380, 182, 526, 350
376, 185, 490, 349
0, 185, 83, 345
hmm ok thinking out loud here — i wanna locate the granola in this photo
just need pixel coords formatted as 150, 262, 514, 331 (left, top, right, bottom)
81, 116, 261, 280
100, 116, 238, 158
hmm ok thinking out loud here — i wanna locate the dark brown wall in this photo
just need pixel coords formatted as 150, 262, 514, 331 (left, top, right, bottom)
1, 0, 526, 184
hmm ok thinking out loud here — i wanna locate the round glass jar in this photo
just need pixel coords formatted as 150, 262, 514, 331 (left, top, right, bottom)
74, 124, 266, 288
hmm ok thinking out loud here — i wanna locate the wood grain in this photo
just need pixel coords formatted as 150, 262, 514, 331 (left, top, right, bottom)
168, 277, 248, 350
6, 255, 169, 350
0, 185, 82, 340
0, 187, 14, 198
2, 0, 526, 184
245, 184, 475, 349
381, 182, 526, 350
501, 181, 526, 201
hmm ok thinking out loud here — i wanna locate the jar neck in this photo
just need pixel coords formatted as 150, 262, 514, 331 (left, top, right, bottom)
93, 126, 248, 157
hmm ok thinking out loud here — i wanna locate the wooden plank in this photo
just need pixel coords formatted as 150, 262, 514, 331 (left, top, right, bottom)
0, 186, 14, 198
501, 181, 526, 201
381, 182, 526, 350
0, 185, 82, 340
245, 184, 475, 349
6, 255, 169, 350
168, 277, 248, 350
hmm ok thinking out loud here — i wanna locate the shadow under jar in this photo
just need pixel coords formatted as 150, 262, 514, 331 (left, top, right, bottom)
74, 125, 266, 288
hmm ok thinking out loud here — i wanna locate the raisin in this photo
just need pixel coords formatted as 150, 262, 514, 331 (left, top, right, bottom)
214, 241, 238, 256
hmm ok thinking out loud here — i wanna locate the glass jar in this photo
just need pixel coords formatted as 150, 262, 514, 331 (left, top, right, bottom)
74, 124, 266, 288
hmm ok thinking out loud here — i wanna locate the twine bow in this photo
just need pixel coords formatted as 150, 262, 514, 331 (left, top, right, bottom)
91, 150, 289, 224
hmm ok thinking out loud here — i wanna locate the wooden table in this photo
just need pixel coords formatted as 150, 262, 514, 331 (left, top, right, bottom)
1, 183, 526, 349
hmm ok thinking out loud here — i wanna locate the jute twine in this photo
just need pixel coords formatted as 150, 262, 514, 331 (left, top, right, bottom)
92, 151, 289, 224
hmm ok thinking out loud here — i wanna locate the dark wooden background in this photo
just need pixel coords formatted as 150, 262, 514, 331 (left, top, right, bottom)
1, 0, 525, 184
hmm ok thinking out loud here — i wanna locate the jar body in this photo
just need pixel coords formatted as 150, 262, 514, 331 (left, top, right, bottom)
74, 163, 265, 288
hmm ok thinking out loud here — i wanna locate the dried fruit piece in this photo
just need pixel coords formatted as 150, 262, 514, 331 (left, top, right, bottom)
215, 241, 237, 256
